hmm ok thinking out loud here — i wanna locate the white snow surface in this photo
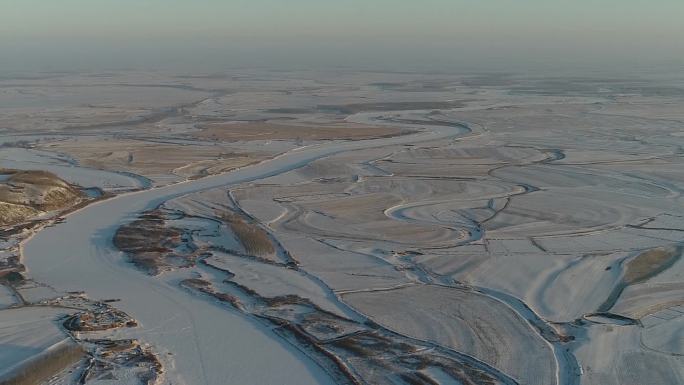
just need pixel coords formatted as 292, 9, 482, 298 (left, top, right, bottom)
0, 306, 72, 378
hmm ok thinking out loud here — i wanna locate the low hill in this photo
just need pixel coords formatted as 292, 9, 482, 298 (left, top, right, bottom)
0, 170, 84, 227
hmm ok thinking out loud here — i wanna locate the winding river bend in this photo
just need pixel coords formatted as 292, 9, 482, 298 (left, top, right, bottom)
21, 113, 471, 385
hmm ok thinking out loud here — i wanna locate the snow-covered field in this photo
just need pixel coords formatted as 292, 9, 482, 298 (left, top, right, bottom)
2, 70, 683, 384
19, 108, 470, 384
0, 307, 73, 378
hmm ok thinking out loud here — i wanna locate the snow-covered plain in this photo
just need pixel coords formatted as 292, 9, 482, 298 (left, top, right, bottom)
3, 70, 684, 385
20, 112, 470, 385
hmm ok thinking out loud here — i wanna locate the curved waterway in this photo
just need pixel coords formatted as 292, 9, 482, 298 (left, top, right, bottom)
22, 113, 471, 385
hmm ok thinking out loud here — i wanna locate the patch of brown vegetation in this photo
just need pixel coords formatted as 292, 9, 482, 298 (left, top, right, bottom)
113, 211, 187, 274
0, 170, 83, 227
599, 246, 682, 312
114, 219, 181, 254
180, 278, 243, 309
180, 278, 211, 288
220, 212, 275, 257
399, 372, 440, 385
196, 122, 408, 141
0, 203, 38, 228
624, 246, 681, 284
331, 332, 417, 357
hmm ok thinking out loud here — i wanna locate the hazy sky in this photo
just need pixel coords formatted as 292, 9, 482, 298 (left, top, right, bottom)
1, 0, 682, 73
